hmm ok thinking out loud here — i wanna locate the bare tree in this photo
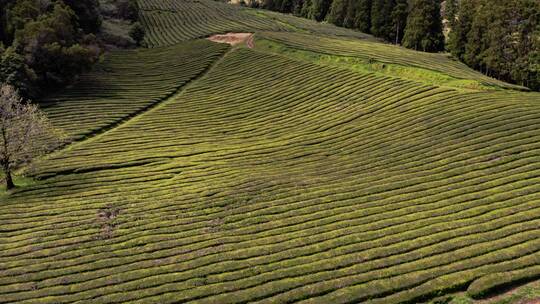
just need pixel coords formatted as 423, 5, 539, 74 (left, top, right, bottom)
0, 84, 64, 190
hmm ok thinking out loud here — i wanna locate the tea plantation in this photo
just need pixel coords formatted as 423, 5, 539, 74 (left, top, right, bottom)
1, 0, 540, 303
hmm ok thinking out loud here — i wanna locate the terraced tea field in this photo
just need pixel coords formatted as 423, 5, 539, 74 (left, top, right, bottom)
40, 40, 228, 141
257, 32, 526, 91
2, 0, 540, 301
2, 39, 540, 303
138, 0, 373, 47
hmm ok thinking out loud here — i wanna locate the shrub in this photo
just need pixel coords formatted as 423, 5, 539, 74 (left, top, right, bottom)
129, 22, 145, 46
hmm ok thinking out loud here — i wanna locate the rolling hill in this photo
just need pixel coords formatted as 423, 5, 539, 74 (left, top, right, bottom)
1, 0, 540, 303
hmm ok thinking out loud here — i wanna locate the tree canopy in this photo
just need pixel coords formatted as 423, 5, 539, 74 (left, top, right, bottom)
0, 84, 64, 190
0, 0, 103, 98
401, 0, 444, 52
449, 0, 539, 90
258, 0, 539, 91
0, 0, 144, 98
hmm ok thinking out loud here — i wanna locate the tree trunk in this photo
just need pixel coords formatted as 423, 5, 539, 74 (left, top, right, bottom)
3, 164, 14, 190
395, 23, 400, 45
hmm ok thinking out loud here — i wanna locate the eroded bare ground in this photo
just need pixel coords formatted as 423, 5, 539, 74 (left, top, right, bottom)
207, 33, 254, 48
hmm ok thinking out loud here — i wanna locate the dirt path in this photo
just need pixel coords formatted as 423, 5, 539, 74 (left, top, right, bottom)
208, 33, 254, 48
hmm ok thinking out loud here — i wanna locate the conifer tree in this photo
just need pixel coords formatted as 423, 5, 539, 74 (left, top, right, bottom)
292, 0, 304, 15
517, 0, 539, 90
371, 0, 395, 40
448, 0, 476, 60
311, 0, 332, 21
279, 0, 293, 12
264, 0, 276, 10
370, 0, 385, 36
402, 0, 444, 52
342, 0, 356, 28
445, 0, 458, 28
353, 0, 372, 33
327, 0, 348, 26
391, 0, 408, 44
300, 0, 313, 18
62, 0, 102, 34
463, 1, 488, 69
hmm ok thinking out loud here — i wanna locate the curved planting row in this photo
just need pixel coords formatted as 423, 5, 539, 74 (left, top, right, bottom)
466, 265, 540, 299
258, 31, 528, 91
254, 10, 375, 40
137, 0, 374, 48
138, 0, 288, 47
40, 40, 229, 141
2, 49, 540, 303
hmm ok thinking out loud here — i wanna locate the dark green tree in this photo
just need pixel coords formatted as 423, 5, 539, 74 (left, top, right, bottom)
0, 0, 105, 96
468, 0, 540, 86
62, 0, 102, 34
352, 0, 372, 33
0, 47, 36, 97
300, 0, 313, 18
129, 22, 146, 46
14, 2, 100, 90
448, 0, 476, 60
342, 0, 354, 28
402, 0, 445, 52
513, 0, 539, 89
479, 1, 512, 78
327, 0, 348, 26
3, 0, 40, 45
0, 0, 7, 43
280, 0, 294, 12
445, 0, 458, 28
463, 1, 488, 70
292, 0, 304, 16
310, 0, 331, 21
526, 31, 539, 90
371, 0, 395, 40
116, 0, 140, 22
446, 0, 540, 89
264, 0, 276, 10
391, 0, 408, 44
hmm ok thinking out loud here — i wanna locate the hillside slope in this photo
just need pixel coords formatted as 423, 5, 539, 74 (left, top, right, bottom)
138, 0, 374, 47
257, 31, 526, 91
2, 45, 540, 303
1, 1, 540, 303
40, 40, 228, 141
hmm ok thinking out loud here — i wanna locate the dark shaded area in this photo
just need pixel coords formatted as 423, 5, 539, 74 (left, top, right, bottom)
0, 0, 144, 98
470, 275, 540, 300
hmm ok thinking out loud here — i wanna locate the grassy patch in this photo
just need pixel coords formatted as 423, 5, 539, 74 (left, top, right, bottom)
0, 173, 37, 197
256, 31, 528, 91
254, 38, 493, 91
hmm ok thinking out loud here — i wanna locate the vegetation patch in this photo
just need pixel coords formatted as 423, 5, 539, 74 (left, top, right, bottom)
255, 38, 490, 91
0, 0, 539, 303
2, 47, 539, 303
0, 174, 36, 197
449, 279, 540, 304
39, 40, 229, 141
257, 31, 527, 91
